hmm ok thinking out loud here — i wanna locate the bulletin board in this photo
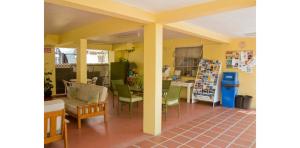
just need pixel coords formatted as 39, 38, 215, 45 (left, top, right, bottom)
225, 50, 255, 73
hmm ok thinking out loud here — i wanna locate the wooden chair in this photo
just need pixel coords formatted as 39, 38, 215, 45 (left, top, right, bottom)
91, 77, 98, 85
64, 84, 108, 128
44, 99, 68, 148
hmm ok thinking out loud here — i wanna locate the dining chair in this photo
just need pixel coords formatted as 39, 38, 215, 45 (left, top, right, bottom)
162, 80, 172, 96
62, 80, 72, 95
91, 77, 98, 85
162, 86, 182, 120
116, 84, 143, 117
111, 79, 124, 108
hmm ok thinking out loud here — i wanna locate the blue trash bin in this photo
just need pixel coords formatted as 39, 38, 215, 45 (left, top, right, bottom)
221, 72, 239, 108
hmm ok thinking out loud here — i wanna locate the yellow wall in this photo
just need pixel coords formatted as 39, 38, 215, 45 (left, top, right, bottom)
113, 42, 144, 74
113, 37, 256, 108
44, 47, 56, 95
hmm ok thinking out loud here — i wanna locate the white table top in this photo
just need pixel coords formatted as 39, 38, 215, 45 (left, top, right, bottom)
171, 81, 194, 87
70, 79, 92, 82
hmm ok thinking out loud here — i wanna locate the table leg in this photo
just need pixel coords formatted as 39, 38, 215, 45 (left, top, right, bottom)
187, 86, 190, 103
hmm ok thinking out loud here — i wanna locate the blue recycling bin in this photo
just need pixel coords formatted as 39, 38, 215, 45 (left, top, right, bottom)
221, 72, 239, 108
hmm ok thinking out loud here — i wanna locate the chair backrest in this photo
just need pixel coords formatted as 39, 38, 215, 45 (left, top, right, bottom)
162, 80, 172, 90
111, 79, 124, 91
92, 77, 98, 85
68, 83, 108, 103
165, 86, 182, 101
116, 84, 132, 99
44, 99, 65, 144
62, 80, 71, 94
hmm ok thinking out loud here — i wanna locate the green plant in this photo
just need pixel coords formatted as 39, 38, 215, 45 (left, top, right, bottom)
44, 72, 53, 97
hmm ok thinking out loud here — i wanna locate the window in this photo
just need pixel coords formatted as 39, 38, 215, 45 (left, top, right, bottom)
55, 48, 76, 64
86, 49, 109, 64
55, 48, 109, 64
175, 46, 203, 77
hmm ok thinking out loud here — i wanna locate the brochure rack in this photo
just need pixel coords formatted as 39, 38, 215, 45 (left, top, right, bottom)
192, 59, 222, 107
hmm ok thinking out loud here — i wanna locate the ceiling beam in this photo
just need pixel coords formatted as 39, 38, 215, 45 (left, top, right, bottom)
156, 0, 256, 23
45, 0, 155, 23
45, 0, 248, 43
60, 18, 143, 43
165, 22, 230, 43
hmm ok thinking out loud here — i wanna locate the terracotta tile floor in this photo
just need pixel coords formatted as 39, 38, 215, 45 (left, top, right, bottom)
131, 109, 256, 148
45, 92, 256, 148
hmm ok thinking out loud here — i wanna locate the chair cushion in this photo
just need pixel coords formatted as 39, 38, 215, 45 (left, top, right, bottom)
119, 95, 143, 102
67, 86, 78, 100
162, 98, 179, 106
69, 83, 107, 103
44, 99, 64, 137
98, 86, 108, 103
44, 99, 65, 112
63, 99, 86, 115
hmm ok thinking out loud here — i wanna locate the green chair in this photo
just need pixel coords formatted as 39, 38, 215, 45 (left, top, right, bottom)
162, 80, 172, 96
116, 84, 143, 117
162, 86, 182, 120
111, 79, 124, 108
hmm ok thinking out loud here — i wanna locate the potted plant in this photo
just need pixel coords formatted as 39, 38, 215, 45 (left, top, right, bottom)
44, 72, 53, 99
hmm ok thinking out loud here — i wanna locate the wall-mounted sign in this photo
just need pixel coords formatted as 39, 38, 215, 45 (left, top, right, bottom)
44, 47, 51, 53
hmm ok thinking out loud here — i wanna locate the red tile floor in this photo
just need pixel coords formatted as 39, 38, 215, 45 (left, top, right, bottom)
45, 92, 256, 148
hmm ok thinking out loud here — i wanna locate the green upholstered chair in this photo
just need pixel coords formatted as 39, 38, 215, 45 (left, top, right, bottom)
162, 86, 182, 120
111, 79, 124, 108
116, 84, 143, 117
162, 80, 172, 97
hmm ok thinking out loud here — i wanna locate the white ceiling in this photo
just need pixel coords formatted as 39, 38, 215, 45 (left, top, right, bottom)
89, 29, 196, 44
45, 3, 108, 34
186, 7, 256, 37
113, 0, 214, 13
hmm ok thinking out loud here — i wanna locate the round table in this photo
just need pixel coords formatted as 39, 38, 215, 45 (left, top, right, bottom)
70, 79, 92, 84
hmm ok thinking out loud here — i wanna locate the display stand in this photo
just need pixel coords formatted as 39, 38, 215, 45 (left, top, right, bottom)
192, 59, 222, 107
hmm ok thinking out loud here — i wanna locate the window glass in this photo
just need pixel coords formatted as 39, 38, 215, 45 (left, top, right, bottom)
55, 48, 76, 64
87, 49, 108, 64
55, 48, 109, 64
175, 46, 203, 77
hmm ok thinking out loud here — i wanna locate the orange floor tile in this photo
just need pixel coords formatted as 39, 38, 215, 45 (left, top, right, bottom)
45, 92, 256, 148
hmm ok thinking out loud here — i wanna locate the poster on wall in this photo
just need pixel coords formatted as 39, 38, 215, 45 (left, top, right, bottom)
225, 50, 255, 73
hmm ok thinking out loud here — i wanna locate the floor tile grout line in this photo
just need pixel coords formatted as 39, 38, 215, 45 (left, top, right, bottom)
184, 110, 245, 147
204, 113, 251, 147
249, 139, 256, 148
164, 108, 225, 131
162, 110, 229, 136
177, 109, 238, 147
155, 110, 231, 147
130, 110, 224, 147
225, 119, 256, 148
